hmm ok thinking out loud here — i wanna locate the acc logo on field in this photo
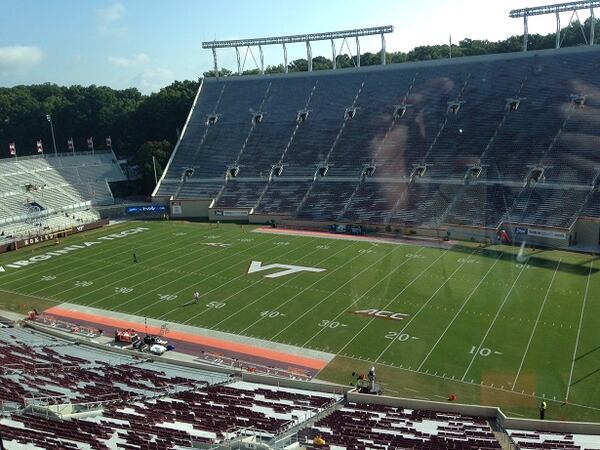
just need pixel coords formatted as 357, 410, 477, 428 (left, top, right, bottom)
353, 309, 409, 321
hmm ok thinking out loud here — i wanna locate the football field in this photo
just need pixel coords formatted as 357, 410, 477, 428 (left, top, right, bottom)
1, 220, 600, 421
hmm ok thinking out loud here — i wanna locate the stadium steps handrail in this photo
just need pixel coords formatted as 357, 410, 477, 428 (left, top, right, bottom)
267, 395, 345, 448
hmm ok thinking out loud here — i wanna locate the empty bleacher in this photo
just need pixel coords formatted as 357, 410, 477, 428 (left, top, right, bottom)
154, 45, 600, 233
0, 150, 125, 243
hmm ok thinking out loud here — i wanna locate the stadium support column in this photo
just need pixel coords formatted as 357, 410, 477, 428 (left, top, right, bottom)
556, 12, 561, 48
356, 36, 361, 67
212, 48, 218, 77
235, 47, 242, 75
331, 39, 337, 69
523, 16, 529, 51
306, 41, 313, 72
283, 43, 288, 73
591, 6, 596, 45
259, 44, 264, 74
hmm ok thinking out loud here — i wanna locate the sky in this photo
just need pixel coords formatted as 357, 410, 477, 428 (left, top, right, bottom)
0, 0, 588, 94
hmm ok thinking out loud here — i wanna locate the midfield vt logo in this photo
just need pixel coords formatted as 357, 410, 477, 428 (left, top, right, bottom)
247, 261, 326, 279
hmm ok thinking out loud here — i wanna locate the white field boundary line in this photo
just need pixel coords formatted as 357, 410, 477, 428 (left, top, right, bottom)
335, 355, 600, 413
372, 249, 479, 363
13, 224, 235, 294
565, 259, 593, 403
31, 227, 259, 303
0, 222, 169, 287
460, 264, 528, 381
82, 234, 287, 309
209, 241, 359, 329
511, 258, 561, 391
321, 248, 451, 356
239, 245, 399, 337
0, 220, 210, 284
270, 244, 410, 341
416, 253, 503, 372
138, 236, 315, 321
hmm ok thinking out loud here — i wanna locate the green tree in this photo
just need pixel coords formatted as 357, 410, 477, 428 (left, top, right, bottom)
135, 140, 172, 195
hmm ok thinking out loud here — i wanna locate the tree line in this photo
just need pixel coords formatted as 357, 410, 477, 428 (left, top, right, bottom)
0, 18, 597, 194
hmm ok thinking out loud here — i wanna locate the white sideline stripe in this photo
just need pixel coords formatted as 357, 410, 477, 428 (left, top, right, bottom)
373, 249, 478, 363
565, 260, 593, 402
271, 244, 405, 341
45, 226, 240, 299
460, 263, 528, 381
416, 253, 503, 372
78, 232, 282, 308
0, 223, 152, 286
24, 224, 228, 297
332, 248, 449, 357
210, 241, 358, 329
511, 259, 561, 391
168, 237, 317, 324
243, 247, 385, 337
302, 245, 439, 348
108, 233, 289, 314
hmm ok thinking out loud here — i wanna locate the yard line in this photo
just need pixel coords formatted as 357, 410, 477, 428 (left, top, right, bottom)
0, 223, 164, 286
512, 258, 561, 391
140, 236, 313, 321
565, 259, 593, 403
83, 233, 285, 309
271, 244, 407, 341
333, 248, 449, 358
460, 263, 528, 381
31, 226, 246, 300
18, 224, 227, 293
239, 245, 388, 336
209, 241, 357, 329
372, 249, 478, 363
416, 253, 502, 372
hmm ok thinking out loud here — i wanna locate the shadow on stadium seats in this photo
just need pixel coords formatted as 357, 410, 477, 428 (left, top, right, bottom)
449, 243, 599, 276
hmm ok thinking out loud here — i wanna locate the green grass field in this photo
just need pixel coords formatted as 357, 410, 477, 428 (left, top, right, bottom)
1, 220, 600, 421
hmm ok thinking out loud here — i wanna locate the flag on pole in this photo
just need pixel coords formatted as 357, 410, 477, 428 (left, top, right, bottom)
9, 142, 16, 156
36, 139, 43, 154
105, 136, 112, 149
87, 137, 94, 152
67, 138, 75, 153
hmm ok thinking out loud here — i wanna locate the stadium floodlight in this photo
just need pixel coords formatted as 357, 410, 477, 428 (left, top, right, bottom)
45, 114, 58, 156
509, 1, 599, 51
202, 25, 394, 76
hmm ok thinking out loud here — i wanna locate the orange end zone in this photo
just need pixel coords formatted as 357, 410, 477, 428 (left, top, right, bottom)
45, 306, 327, 371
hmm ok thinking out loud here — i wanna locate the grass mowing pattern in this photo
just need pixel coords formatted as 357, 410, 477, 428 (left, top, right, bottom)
0, 220, 599, 421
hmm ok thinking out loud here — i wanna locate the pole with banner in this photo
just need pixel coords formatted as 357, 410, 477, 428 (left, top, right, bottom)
46, 114, 58, 156
36, 139, 43, 154
87, 137, 94, 154
67, 138, 75, 154
8, 142, 16, 158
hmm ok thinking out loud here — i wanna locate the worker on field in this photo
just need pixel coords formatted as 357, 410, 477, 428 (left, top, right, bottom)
539, 401, 547, 420
193, 291, 200, 304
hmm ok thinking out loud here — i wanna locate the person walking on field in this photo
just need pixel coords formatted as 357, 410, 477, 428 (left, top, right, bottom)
539, 401, 547, 420
193, 291, 200, 304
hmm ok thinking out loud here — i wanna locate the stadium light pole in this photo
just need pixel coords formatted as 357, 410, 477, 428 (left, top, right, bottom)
46, 114, 58, 156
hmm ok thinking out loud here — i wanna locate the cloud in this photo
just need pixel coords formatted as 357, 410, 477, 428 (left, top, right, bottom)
132, 68, 175, 94
96, 3, 126, 37
108, 52, 149, 67
0, 46, 44, 74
